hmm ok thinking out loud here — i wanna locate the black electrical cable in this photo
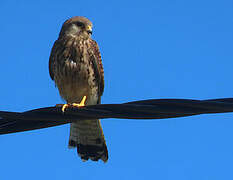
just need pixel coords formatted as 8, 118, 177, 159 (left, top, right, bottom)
0, 98, 233, 135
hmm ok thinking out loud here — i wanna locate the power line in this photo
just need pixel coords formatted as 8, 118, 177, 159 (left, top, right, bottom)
0, 98, 233, 135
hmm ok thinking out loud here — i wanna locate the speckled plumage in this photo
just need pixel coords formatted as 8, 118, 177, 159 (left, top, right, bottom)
49, 16, 107, 162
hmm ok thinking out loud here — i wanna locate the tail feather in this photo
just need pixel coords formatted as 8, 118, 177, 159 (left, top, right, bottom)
69, 119, 108, 162
77, 143, 108, 162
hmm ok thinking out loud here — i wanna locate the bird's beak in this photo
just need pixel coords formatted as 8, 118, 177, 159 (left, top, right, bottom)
86, 25, 93, 35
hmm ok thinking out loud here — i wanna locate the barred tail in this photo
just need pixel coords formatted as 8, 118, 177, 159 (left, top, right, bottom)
68, 119, 108, 162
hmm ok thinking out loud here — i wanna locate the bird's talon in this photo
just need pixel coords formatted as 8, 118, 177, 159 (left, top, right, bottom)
79, 96, 87, 107
62, 104, 69, 112
71, 96, 87, 108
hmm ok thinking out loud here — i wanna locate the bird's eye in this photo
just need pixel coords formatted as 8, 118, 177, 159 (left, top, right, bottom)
76, 22, 84, 27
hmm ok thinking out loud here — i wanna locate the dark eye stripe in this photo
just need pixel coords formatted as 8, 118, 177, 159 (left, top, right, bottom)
76, 22, 84, 27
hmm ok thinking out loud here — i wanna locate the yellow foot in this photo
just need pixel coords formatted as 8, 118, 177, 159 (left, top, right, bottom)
57, 96, 87, 113
55, 104, 69, 112
61, 104, 69, 112
72, 96, 87, 108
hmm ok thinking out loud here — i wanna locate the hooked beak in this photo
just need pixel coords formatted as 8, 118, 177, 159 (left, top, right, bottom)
86, 25, 92, 35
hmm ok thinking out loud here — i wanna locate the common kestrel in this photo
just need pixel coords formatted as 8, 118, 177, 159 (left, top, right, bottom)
49, 16, 107, 162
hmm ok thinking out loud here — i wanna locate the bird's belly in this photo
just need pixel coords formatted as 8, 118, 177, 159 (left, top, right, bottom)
55, 66, 98, 105
60, 80, 88, 103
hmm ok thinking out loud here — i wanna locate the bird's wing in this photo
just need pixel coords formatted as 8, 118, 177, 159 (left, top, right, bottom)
49, 40, 60, 80
89, 39, 104, 101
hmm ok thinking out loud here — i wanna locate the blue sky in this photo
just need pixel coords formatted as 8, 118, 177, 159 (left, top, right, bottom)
0, 0, 233, 179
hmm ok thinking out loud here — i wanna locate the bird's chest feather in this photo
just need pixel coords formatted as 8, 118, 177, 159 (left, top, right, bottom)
54, 38, 98, 103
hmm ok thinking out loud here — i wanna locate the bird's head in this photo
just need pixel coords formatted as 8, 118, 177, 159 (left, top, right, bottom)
59, 16, 93, 39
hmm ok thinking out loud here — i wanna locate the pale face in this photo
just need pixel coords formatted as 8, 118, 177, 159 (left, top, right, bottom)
65, 21, 93, 39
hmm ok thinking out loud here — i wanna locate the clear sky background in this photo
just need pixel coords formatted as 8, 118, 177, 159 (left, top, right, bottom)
0, 0, 233, 179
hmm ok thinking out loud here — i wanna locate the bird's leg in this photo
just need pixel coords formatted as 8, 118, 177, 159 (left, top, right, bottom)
72, 96, 87, 107
55, 103, 71, 112
61, 104, 70, 112
57, 96, 87, 112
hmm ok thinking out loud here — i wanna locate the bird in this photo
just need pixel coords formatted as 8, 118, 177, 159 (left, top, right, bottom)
49, 16, 107, 162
